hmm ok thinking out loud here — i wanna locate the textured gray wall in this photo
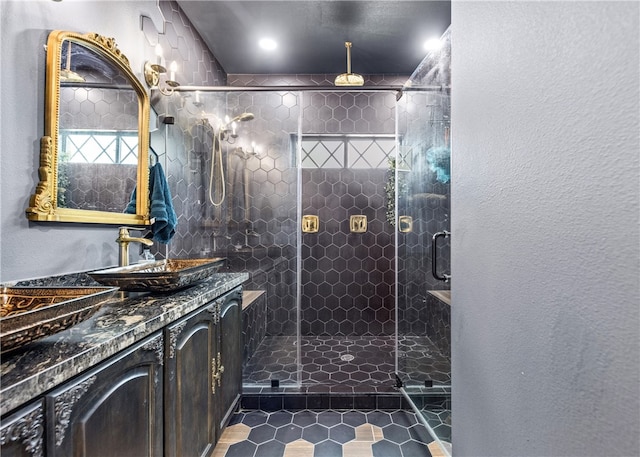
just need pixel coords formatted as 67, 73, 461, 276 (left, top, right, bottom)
0, 0, 222, 281
1, 1, 163, 281
451, 2, 639, 456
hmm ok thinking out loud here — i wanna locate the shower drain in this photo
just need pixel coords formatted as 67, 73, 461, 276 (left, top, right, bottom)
340, 354, 355, 362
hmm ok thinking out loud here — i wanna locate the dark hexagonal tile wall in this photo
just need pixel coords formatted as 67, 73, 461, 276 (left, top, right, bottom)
301, 168, 395, 336
145, 11, 444, 346
59, 81, 139, 212
223, 89, 397, 337
396, 89, 451, 359
64, 163, 136, 212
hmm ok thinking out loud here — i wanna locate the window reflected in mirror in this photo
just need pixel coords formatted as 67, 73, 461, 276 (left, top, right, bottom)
57, 39, 139, 212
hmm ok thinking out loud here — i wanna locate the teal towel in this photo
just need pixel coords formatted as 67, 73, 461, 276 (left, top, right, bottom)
124, 187, 137, 214
124, 163, 177, 244
426, 146, 450, 183
148, 163, 177, 243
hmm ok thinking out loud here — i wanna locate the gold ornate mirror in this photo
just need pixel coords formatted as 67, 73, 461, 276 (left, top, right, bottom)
26, 30, 151, 225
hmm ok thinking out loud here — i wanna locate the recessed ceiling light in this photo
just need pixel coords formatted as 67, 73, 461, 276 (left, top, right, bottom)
259, 38, 277, 51
424, 38, 442, 52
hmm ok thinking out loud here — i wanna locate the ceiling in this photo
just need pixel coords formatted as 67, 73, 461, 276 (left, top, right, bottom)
176, 1, 451, 76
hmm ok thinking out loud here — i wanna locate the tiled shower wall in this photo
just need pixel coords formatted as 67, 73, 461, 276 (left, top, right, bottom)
144, 0, 227, 260
397, 28, 451, 337
65, 163, 136, 212
297, 89, 398, 336
300, 168, 395, 335
149, 3, 410, 337
225, 84, 399, 337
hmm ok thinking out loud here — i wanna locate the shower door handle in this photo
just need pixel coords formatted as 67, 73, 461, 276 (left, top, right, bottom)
432, 230, 451, 282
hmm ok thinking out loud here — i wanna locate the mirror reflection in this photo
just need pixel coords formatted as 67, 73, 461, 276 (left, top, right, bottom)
26, 31, 150, 225
57, 39, 139, 212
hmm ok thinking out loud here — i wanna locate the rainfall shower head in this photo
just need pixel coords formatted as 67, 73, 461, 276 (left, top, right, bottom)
335, 42, 364, 87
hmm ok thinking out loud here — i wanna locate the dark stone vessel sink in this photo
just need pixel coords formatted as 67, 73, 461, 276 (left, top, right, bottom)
1, 286, 118, 354
89, 258, 226, 293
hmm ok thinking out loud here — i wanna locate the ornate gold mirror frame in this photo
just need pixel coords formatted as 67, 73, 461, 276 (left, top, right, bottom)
26, 30, 151, 225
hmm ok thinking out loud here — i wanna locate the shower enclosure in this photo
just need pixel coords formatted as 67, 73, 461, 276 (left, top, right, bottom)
395, 87, 451, 445
156, 30, 451, 450
180, 87, 401, 392
394, 30, 452, 449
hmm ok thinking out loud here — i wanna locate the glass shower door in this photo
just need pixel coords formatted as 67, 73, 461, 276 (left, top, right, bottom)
180, 88, 302, 388
395, 88, 451, 446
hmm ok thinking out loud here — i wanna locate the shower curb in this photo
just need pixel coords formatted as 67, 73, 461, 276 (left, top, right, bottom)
240, 387, 449, 412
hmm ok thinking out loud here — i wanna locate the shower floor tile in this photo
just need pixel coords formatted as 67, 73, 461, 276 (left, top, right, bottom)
398, 336, 451, 386
212, 409, 434, 457
243, 336, 397, 388
243, 335, 450, 390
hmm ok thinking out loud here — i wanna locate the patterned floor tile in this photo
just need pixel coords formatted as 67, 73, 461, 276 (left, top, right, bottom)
216, 409, 433, 457
283, 439, 314, 457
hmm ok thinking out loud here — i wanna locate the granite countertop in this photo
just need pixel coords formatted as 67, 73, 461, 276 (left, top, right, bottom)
0, 272, 248, 416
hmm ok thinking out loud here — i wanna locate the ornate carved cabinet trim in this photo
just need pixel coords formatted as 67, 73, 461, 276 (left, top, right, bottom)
54, 375, 97, 447
142, 334, 164, 366
0, 401, 45, 457
142, 334, 164, 387
206, 299, 221, 324
168, 321, 187, 359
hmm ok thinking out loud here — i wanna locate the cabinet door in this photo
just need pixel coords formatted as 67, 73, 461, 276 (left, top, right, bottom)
46, 333, 164, 457
0, 400, 45, 457
218, 291, 243, 430
164, 305, 218, 457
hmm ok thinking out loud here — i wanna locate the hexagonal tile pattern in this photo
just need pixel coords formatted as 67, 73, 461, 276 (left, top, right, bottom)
397, 336, 450, 386
301, 167, 395, 337
87, 16, 451, 394
211, 423, 250, 457
396, 88, 451, 345
243, 336, 398, 388
133, 16, 450, 419
215, 409, 433, 457
165, 85, 400, 339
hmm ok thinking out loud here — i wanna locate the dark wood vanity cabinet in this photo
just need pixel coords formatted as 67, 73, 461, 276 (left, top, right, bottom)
0, 286, 243, 457
164, 288, 243, 457
164, 304, 218, 457
45, 332, 164, 457
218, 293, 243, 429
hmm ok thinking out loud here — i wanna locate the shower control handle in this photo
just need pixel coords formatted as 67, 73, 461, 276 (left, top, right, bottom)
432, 230, 451, 282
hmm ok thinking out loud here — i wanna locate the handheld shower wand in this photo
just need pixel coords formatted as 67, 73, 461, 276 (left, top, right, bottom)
229, 112, 255, 123
208, 113, 254, 206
